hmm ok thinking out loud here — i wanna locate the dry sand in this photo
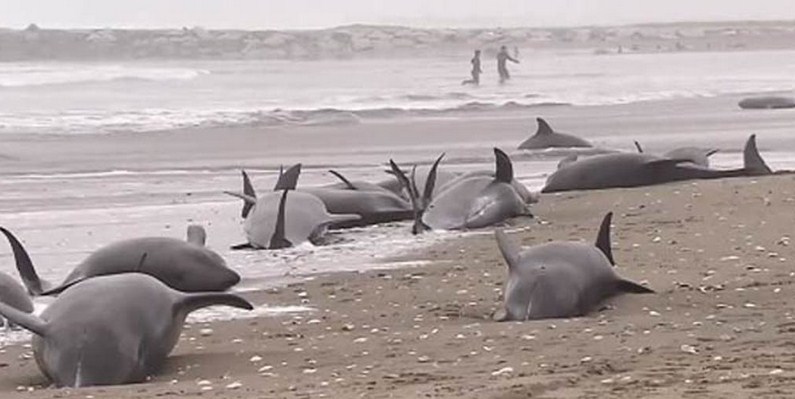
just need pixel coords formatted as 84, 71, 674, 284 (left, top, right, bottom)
3, 172, 795, 398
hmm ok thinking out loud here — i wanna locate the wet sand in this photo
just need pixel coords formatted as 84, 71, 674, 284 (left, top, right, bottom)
1, 96, 795, 398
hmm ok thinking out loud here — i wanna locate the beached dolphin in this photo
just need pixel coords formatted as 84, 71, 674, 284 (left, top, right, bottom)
0, 273, 252, 387
634, 141, 718, 168
494, 212, 653, 321
301, 170, 413, 228
517, 118, 593, 150
738, 96, 795, 110
391, 148, 532, 232
226, 168, 359, 249
0, 225, 240, 296
542, 134, 771, 193
0, 271, 34, 327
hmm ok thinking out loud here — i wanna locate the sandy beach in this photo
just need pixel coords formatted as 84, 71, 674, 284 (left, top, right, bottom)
0, 94, 794, 398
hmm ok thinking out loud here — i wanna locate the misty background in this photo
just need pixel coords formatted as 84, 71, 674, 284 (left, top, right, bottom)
2, 0, 795, 29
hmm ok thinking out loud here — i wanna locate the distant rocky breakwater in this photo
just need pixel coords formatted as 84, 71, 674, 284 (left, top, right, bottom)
2, 21, 795, 61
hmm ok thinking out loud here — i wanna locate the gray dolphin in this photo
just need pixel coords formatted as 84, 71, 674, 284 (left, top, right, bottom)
0, 273, 252, 387
495, 212, 653, 321
301, 171, 413, 228
739, 96, 795, 110
542, 134, 771, 193
391, 148, 532, 232
0, 225, 240, 295
518, 118, 593, 150
0, 271, 34, 327
226, 169, 359, 249
634, 140, 718, 168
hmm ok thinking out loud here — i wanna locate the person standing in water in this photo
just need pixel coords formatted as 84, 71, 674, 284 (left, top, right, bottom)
497, 45, 519, 84
462, 49, 482, 85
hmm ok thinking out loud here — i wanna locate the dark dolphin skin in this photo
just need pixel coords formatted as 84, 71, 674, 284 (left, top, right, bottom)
518, 117, 593, 150
390, 148, 532, 233
542, 134, 771, 193
738, 96, 795, 110
0, 273, 252, 387
0, 225, 240, 295
494, 212, 653, 321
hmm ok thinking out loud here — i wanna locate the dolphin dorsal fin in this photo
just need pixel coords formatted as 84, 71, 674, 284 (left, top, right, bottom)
594, 212, 615, 265
494, 148, 514, 183
178, 292, 254, 315
268, 190, 292, 249
0, 226, 53, 296
495, 229, 522, 271
535, 118, 553, 136
743, 134, 772, 175
274, 164, 302, 191
0, 301, 47, 336
328, 170, 356, 190
186, 225, 207, 246
634, 140, 644, 153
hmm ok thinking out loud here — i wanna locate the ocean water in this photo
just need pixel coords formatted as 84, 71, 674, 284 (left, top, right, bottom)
0, 49, 794, 134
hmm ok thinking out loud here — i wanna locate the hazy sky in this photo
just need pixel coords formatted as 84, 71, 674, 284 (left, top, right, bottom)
2, 0, 795, 30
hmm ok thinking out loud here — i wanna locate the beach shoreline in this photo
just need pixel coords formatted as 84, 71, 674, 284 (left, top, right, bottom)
3, 173, 795, 398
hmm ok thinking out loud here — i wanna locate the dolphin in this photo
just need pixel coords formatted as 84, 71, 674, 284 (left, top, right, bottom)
542, 134, 771, 193
391, 148, 532, 232
494, 212, 653, 321
0, 271, 34, 327
0, 273, 252, 387
226, 168, 359, 249
634, 140, 718, 168
518, 118, 593, 150
738, 96, 795, 110
301, 170, 413, 228
0, 225, 240, 295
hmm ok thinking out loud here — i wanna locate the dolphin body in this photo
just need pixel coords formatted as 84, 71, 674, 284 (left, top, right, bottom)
0, 225, 240, 296
0, 273, 252, 387
542, 135, 771, 193
738, 96, 795, 110
518, 118, 593, 150
494, 212, 653, 321
390, 148, 532, 232
226, 166, 359, 249
633, 141, 718, 168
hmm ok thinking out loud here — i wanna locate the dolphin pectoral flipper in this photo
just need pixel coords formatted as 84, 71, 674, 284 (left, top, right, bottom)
615, 279, 655, 294
494, 229, 521, 270
268, 190, 293, 249
743, 134, 772, 175
0, 226, 55, 296
0, 301, 47, 336
594, 212, 615, 266
634, 141, 644, 153
493, 148, 514, 183
328, 170, 357, 190
178, 292, 254, 314
273, 164, 302, 191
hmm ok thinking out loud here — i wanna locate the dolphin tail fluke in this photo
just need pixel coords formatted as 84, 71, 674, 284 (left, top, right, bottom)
494, 148, 514, 183
226, 170, 257, 218
0, 227, 54, 296
388, 159, 431, 235
594, 212, 615, 266
536, 117, 554, 135
616, 279, 655, 294
186, 224, 207, 246
268, 190, 293, 249
494, 229, 521, 271
0, 301, 47, 336
743, 134, 772, 175
274, 163, 302, 191
178, 292, 254, 315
